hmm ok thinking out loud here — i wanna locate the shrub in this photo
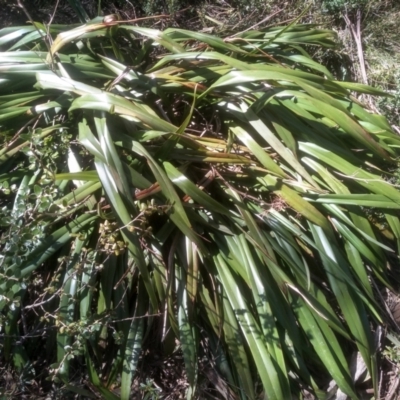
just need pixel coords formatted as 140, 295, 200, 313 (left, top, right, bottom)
0, 16, 399, 399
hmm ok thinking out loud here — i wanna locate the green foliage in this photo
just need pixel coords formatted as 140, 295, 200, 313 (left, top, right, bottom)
383, 333, 400, 364
321, 0, 368, 13
140, 379, 162, 400
133, 0, 269, 15
0, 17, 399, 399
378, 87, 400, 128
367, 29, 400, 129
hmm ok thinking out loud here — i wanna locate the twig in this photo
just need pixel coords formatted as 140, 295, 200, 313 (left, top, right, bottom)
48, 0, 60, 28
17, 0, 37, 27
24, 291, 60, 309
386, 370, 399, 400
112, 313, 162, 322
355, 10, 368, 84
17, 0, 56, 66
17, 0, 46, 44
103, 8, 192, 26
343, 9, 368, 85
182, 169, 216, 203
229, 9, 284, 37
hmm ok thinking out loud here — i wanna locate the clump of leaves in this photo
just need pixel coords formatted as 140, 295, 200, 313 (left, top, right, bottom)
1, 16, 400, 400
383, 333, 400, 364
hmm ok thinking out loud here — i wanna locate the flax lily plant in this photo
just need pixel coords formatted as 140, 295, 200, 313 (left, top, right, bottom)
0, 16, 399, 399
